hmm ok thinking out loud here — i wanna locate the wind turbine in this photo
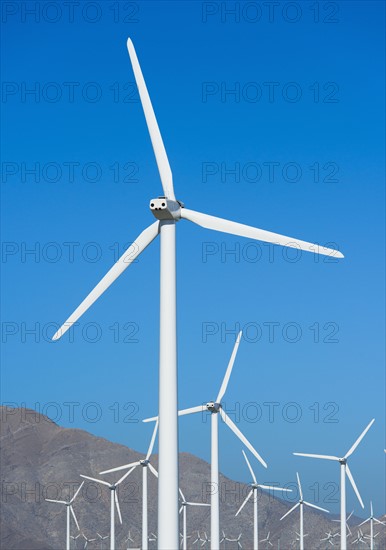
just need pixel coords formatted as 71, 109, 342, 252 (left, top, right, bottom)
260, 532, 273, 548
97, 533, 110, 549
235, 449, 292, 550
293, 418, 375, 550
179, 488, 210, 550
51, 38, 344, 550
352, 528, 368, 546
82, 534, 97, 549
359, 501, 385, 550
193, 532, 204, 547
80, 469, 135, 550
332, 510, 354, 537
321, 532, 339, 546
45, 481, 84, 550
71, 533, 82, 550
280, 472, 329, 550
125, 531, 135, 549
144, 331, 268, 550
99, 421, 159, 550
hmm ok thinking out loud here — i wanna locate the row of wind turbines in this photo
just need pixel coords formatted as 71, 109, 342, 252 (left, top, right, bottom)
46, 330, 383, 550
48, 36, 382, 550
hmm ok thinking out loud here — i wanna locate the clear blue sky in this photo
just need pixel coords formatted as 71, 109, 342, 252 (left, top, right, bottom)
2, 1, 385, 516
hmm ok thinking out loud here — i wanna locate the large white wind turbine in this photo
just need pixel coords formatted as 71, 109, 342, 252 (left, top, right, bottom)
179, 488, 210, 550
45, 481, 84, 550
359, 501, 385, 550
80, 469, 135, 550
293, 418, 375, 550
51, 38, 344, 549
145, 331, 267, 550
99, 420, 159, 550
236, 450, 292, 550
280, 472, 329, 550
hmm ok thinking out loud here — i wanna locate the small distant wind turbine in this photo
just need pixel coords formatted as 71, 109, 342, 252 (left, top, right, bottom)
332, 510, 354, 537
179, 487, 210, 550
145, 331, 267, 550
359, 501, 385, 550
71, 533, 82, 550
201, 532, 210, 548
97, 533, 109, 549
51, 36, 344, 550
293, 418, 375, 550
236, 449, 292, 550
180, 532, 191, 549
320, 532, 338, 546
352, 528, 367, 545
45, 481, 84, 550
99, 420, 159, 550
260, 532, 273, 547
82, 533, 97, 549
125, 531, 135, 549
80, 469, 135, 550
280, 473, 329, 550
192, 532, 203, 547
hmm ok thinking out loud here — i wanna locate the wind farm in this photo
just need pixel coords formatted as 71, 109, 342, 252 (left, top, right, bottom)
1, 2, 385, 550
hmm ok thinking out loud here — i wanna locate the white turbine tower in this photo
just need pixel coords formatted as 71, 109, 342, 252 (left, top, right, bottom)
235, 450, 292, 550
293, 418, 375, 550
99, 420, 159, 550
359, 501, 385, 550
144, 331, 268, 549
280, 472, 329, 550
45, 481, 84, 550
51, 38, 344, 549
80, 469, 135, 550
179, 487, 210, 550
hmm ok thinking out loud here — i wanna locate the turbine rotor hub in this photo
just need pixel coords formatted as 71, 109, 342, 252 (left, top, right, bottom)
206, 402, 221, 413
149, 197, 183, 221
140, 459, 149, 466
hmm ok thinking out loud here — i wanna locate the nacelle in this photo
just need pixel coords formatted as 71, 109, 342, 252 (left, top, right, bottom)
149, 197, 182, 220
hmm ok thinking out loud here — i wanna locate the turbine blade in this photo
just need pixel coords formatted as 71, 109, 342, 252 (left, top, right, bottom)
296, 472, 303, 501
242, 449, 257, 484
115, 491, 123, 524
181, 208, 344, 258
235, 490, 253, 517
70, 481, 84, 504
80, 475, 111, 487
126, 39, 175, 200
280, 502, 300, 521
45, 499, 67, 504
178, 405, 207, 417
370, 501, 373, 517
148, 463, 159, 478
179, 488, 185, 502
179, 505, 183, 515
344, 419, 375, 459
358, 518, 370, 526
293, 453, 340, 461
303, 501, 329, 513
70, 506, 80, 531
187, 502, 211, 507
258, 485, 292, 492
99, 462, 140, 475
116, 466, 137, 486
216, 331, 242, 403
345, 464, 364, 508
146, 419, 159, 460
219, 409, 267, 468
52, 221, 160, 341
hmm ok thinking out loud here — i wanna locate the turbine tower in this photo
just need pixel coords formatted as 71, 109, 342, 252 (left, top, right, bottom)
51, 38, 344, 549
235, 450, 292, 550
45, 481, 84, 550
293, 419, 375, 550
99, 420, 159, 550
280, 473, 329, 550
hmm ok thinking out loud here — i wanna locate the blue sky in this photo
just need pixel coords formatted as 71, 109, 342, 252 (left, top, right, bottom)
1, 1, 385, 516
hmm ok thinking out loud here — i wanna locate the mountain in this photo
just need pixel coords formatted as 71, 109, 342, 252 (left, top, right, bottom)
0, 407, 384, 549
